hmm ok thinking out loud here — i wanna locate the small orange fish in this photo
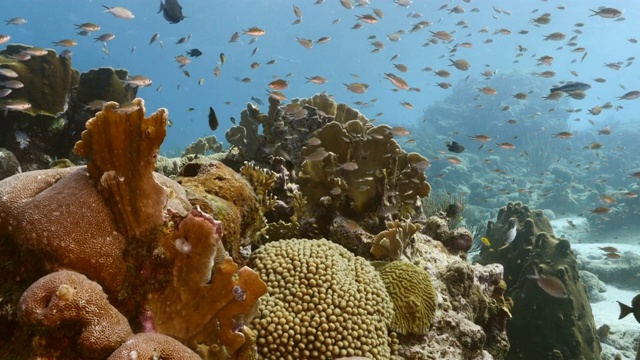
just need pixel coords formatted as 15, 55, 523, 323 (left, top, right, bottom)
553, 132, 573, 139
268, 79, 289, 90
468, 134, 492, 142
600, 195, 616, 204
590, 207, 611, 215
243, 27, 266, 36
446, 156, 462, 164
496, 142, 516, 150
599, 246, 619, 253
477, 87, 497, 95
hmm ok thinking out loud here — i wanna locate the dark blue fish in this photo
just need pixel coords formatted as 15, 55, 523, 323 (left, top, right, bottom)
186, 48, 202, 57
158, 0, 184, 24
208, 106, 219, 131
446, 140, 465, 153
550, 82, 591, 93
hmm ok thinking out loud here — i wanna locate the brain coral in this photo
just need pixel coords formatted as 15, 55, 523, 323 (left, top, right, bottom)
248, 238, 394, 360
377, 261, 437, 335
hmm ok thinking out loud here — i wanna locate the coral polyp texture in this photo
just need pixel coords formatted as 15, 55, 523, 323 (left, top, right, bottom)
248, 238, 394, 360
0, 98, 267, 359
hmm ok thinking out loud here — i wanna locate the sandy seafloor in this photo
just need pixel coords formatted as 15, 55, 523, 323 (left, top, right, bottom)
550, 216, 640, 360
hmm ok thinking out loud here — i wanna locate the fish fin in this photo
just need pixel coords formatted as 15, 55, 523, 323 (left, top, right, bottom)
618, 301, 633, 319
158, 1, 165, 13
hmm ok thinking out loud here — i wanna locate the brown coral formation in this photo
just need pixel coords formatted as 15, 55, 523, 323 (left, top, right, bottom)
248, 238, 394, 360
0, 98, 267, 359
146, 207, 267, 357
18, 270, 133, 359
422, 214, 474, 257
177, 160, 263, 260
74, 98, 169, 238
370, 219, 423, 260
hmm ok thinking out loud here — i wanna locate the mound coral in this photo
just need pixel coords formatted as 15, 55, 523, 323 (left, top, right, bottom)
248, 238, 394, 359
18, 270, 133, 359
377, 261, 437, 335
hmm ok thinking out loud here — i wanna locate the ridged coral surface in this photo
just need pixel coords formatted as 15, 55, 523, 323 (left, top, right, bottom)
378, 261, 437, 335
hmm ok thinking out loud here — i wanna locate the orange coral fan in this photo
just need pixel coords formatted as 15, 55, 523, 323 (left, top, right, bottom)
147, 207, 267, 358
18, 270, 134, 359
107, 333, 200, 360
74, 98, 168, 238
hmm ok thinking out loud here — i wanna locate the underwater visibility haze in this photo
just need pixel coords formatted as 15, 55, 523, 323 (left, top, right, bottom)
1, 0, 640, 359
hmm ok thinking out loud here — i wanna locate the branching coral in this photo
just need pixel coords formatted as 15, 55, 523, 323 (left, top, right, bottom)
370, 219, 423, 260
298, 120, 430, 236
182, 135, 223, 157
0, 97, 268, 359
74, 98, 169, 238
18, 270, 134, 359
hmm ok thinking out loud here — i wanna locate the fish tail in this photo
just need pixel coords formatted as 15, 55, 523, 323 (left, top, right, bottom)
102, 5, 110, 11
549, 87, 560, 93
588, 9, 597, 16
618, 301, 633, 319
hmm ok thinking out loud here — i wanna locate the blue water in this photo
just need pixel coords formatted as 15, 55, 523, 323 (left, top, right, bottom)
4, 0, 639, 153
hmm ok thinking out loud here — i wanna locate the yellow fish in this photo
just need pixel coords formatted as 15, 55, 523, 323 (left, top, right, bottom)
481, 237, 491, 247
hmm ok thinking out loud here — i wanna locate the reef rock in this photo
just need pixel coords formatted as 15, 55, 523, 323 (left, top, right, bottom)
0, 98, 266, 359
475, 202, 601, 360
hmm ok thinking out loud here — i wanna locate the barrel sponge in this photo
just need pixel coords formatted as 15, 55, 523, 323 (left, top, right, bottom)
248, 239, 394, 360
378, 261, 437, 335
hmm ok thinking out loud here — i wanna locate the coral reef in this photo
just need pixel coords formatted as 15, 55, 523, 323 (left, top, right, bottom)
225, 94, 431, 257
177, 160, 263, 261
475, 202, 601, 360
0, 45, 77, 170
402, 234, 511, 359
0, 98, 266, 359
182, 135, 223, 157
298, 120, 431, 237
248, 238, 394, 360
377, 261, 437, 335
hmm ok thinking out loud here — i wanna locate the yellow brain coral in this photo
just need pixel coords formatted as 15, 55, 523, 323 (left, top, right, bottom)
249, 239, 394, 360
378, 261, 437, 335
